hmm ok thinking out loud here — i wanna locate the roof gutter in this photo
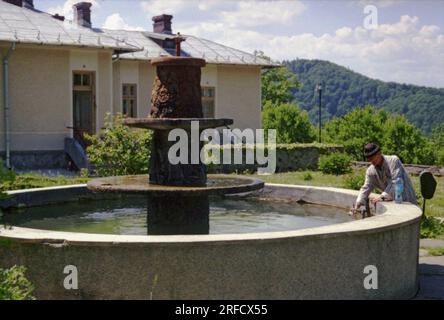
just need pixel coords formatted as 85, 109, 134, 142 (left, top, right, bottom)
3, 42, 16, 169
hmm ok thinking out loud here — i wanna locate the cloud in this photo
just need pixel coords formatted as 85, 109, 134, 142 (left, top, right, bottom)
178, 14, 444, 87
140, 0, 305, 27
102, 13, 144, 31
220, 1, 306, 28
357, 0, 406, 8
47, 0, 100, 20
140, 0, 190, 16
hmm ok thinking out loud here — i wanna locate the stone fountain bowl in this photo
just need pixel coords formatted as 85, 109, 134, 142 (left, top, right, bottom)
87, 174, 264, 196
122, 118, 234, 130
0, 184, 421, 300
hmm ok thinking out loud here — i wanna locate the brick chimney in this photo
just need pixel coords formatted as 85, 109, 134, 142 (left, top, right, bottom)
23, 0, 33, 8
73, 2, 92, 28
52, 13, 65, 22
152, 14, 173, 34
3, 0, 34, 8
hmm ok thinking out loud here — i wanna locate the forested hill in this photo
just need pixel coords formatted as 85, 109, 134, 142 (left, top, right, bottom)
285, 59, 444, 134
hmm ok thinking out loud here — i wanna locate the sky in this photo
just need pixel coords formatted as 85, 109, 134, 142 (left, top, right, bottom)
35, 0, 444, 88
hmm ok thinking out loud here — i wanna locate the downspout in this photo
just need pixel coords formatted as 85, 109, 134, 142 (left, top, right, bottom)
3, 42, 16, 169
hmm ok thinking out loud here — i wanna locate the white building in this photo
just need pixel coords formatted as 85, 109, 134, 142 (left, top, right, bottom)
0, 0, 276, 169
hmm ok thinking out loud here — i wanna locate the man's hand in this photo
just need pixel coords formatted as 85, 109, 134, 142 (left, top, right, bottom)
349, 202, 362, 216
370, 195, 384, 204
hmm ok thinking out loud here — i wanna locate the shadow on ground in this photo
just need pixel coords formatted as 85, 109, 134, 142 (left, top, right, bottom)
415, 256, 444, 300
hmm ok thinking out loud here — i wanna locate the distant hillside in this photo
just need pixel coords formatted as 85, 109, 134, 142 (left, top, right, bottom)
284, 59, 444, 134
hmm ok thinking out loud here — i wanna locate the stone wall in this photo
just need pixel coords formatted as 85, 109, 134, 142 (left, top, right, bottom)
0, 151, 68, 170
207, 144, 344, 173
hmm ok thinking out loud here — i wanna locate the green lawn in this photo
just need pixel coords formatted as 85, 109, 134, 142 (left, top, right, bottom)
0, 174, 89, 195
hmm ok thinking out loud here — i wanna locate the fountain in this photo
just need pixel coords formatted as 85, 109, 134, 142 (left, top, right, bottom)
87, 56, 264, 235
0, 52, 422, 300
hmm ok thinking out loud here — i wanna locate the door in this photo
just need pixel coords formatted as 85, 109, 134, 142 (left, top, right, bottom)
73, 72, 95, 148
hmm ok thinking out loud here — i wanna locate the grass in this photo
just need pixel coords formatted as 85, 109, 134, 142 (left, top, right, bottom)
0, 174, 89, 193
420, 247, 444, 257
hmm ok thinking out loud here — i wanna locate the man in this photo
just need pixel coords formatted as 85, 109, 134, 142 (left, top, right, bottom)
355, 143, 418, 208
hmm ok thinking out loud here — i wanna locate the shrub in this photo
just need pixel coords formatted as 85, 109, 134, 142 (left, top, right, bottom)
0, 266, 35, 300
302, 171, 313, 181
420, 215, 444, 239
343, 171, 365, 190
0, 160, 16, 199
262, 102, 316, 144
318, 153, 353, 175
85, 113, 152, 177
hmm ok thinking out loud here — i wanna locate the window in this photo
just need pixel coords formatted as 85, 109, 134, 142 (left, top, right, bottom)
122, 84, 137, 117
202, 87, 215, 118
73, 73, 92, 89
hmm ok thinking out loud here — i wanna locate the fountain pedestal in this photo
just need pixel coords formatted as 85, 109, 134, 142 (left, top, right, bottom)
147, 195, 209, 235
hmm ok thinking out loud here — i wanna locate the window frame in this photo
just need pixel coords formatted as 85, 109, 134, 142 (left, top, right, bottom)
122, 83, 138, 117
201, 86, 216, 118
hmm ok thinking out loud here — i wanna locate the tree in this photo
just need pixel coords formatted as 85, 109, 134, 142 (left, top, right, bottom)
382, 114, 435, 164
262, 102, 316, 143
323, 106, 387, 160
256, 51, 299, 106
323, 106, 436, 165
284, 59, 444, 134
431, 123, 444, 165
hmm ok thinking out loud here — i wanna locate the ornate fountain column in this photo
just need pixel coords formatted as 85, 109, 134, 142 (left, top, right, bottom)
149, 57, 207, 187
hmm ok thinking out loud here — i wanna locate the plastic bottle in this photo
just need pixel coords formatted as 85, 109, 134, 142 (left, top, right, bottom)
395, 177, 404, 204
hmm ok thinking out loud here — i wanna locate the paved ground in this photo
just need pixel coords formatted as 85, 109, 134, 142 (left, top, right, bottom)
416, 239, 444, 300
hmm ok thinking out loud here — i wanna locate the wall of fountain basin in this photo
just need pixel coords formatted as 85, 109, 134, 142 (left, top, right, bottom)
0, 183, 421, 300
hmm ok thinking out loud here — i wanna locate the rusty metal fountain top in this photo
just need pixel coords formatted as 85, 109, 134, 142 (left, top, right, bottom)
87, 50, 263, 234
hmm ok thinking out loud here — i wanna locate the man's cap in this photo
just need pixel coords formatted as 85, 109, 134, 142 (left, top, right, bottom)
363, 143, 380, 158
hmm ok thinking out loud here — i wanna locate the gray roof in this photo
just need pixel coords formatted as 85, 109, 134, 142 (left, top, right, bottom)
103, 29, 278, 67
0, 1, 139, 52
99, 29, 170, 59
0, 1, 277, 67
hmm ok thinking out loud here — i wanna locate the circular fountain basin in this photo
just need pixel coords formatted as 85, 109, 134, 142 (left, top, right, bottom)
87, 174, 264, 196
0, 184, 421, 300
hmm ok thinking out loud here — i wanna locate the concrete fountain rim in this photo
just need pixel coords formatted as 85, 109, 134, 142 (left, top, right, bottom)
86, 174, 264, 196
0, 183, 422, 245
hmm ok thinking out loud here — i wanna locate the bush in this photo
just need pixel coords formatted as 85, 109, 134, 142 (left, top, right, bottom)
420, 215, 444, 239
302, 171, 313, 181
318, 153, 353, 175
85, 113, 152, 177
262, 102, 316, 144
343, 171, 365, 190
0, 266, 35, 300
0, 160, 15, 199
